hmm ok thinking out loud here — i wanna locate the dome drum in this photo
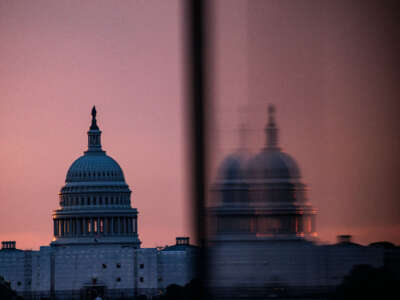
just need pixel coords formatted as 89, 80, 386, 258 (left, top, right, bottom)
208, 206, 316, 239
58, 187, 132, 209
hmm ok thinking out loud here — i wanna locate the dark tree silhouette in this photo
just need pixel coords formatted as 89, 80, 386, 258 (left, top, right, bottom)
155, 279, 204, 300
0, 276, 23, 300
331, 264, 399, 300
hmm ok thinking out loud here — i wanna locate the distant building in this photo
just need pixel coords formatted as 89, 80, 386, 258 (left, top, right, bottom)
0, 107, 196, 300
207, 105, 399, 299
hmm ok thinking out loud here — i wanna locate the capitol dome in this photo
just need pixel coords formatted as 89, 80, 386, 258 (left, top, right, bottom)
66, 154, 125, 183
52, 106, 140, 247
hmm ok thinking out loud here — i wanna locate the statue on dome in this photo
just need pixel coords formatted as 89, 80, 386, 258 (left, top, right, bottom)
92, 106, 97, 119
90, 106, 99, 130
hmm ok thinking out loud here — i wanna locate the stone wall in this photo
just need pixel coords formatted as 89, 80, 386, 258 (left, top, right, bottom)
0, 243, 197, 299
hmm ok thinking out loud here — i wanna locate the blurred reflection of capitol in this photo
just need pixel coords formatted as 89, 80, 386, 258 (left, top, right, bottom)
207, 105, 398, 299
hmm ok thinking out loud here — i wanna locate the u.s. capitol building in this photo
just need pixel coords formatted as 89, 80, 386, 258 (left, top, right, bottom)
1, 106, 399, 300
0, 107, 197, 300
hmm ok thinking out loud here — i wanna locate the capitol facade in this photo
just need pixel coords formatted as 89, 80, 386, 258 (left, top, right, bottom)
0, 107, 197, 300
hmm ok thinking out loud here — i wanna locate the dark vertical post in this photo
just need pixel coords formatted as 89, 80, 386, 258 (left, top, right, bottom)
185, 0, 209, 292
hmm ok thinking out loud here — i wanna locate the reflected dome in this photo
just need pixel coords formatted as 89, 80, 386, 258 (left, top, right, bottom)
247, 149, 301, 180
209, 105, 316, 240
217, 152, 247, 181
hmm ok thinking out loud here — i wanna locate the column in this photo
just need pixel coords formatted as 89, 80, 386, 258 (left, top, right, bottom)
111, 217, 114, 235
84, 218, 88, 235
53, 220, 57, 237
311, 214, 316, 233
69, 218, 73, 236
60, 219, 64, 236
122, 217, 126, 235
135, 218, 137, 233
69, 218, 72, 236
63, 219, 66, 236
117, 217, 121, 235
127, 218, 132, 234
91, 218, 94, 235
98, 217, 101, 234
76, 218, 81, 236
73, 218, 77, 236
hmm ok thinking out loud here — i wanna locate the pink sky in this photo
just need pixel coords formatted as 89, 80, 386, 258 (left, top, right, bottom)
0, 0, 399, 250
0, 0, 190, 249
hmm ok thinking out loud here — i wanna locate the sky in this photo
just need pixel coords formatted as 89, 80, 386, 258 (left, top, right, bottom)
0, 0, 399, 250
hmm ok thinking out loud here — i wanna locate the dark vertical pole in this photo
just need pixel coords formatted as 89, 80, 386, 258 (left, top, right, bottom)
185, 0, 208, 292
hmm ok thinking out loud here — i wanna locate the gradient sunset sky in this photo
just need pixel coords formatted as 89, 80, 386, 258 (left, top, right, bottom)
0, 0, 399, 249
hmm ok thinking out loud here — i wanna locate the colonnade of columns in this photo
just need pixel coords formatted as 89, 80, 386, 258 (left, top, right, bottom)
215, 214, 315, 235
54, 216, 137, 237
